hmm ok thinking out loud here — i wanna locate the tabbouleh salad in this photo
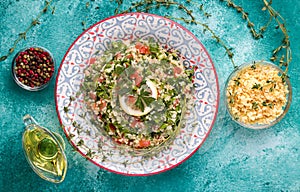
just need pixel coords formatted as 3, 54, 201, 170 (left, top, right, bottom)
81, 39, 194, 149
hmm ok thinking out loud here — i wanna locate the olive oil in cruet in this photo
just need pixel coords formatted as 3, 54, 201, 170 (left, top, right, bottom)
22, 114, 67, 183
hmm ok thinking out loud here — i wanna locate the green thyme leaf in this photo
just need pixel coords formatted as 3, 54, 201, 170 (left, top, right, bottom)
51, 6, 56, 14
70, 96, 76, 101
252, 83, 261, 89
252, 102, 259, 109
9, 48, 15, 53
262, 101, 267, 106
32, 19, 41, 26
69, 133, 75, 139
0, 56, 7, 62
72, 121, 78, 127
251, 64, 256, 70
77, 139, 84, 146
234, 78, 240, 86
19, 32, 26, 40
63, 106, 69, 112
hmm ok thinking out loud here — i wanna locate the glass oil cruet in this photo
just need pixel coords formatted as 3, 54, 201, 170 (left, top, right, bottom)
22, 114, 67, 183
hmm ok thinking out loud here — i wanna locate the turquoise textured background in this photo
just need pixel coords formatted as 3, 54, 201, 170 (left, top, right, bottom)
1, 0, 299, 191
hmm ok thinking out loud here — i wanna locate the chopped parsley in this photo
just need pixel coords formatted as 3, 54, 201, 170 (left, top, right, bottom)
252, 83, 261, 89
252, 102, 259, 110
234, 77, 241, 86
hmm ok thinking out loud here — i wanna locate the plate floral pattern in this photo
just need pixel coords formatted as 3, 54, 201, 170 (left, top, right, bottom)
55, 13, 219, 175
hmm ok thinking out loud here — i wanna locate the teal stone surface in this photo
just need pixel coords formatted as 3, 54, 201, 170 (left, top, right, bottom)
1, 0, 299, 191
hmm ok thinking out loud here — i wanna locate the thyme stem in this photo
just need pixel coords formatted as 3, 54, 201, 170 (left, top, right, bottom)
0, 0, 54, 62
223, 0, 291, 75
118, 0, 196, 22
168, 17, 236, 68
222, 0, 263, 39
263, 0, 291, 75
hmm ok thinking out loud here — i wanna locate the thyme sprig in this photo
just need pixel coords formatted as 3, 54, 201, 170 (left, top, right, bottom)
223, 0, 291, 75
221, 0, 264, 39
112, 0, 124, 15
262, 0, 291, 75
116, 0, 196, 22
168, 16, 236, 68
0, 0, 55, 62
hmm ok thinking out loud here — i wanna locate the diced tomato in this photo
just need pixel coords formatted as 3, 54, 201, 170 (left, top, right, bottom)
173, 98, 180, 107
130, 117, 141, 128
130, 71, 143, 86
135, 42, 144, 49
94, 99, 107, 111
130, 121, 137, 128
157, 90, 160, 97
135, 42, 150, 54
99, 100, 107, 111
109, 123, 116, 132
89, 92, 97, 100
115, 52, 122, 60
92, 103, 97, 110
114, 138, 123, 144
140, 46, 150, 54
126, 54, 133, 59
88, 57, 96, 65
127, 95, 137, 105
135, 76, 143, 86
174, 66, 182, 74
97, 77, 105, 83
130, 71, 138, 79
139, 139, 151, 148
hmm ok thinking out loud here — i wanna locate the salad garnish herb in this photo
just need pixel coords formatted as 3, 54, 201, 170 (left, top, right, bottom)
134, 88, 155, 112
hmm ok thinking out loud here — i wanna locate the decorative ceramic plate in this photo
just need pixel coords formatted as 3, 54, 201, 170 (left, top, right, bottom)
55, 13, 219, 176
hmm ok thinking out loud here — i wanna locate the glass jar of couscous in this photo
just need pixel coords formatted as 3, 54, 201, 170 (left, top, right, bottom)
225, 61, 292, 129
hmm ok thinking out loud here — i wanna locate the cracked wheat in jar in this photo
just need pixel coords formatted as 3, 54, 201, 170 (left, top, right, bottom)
226, 62, 289, 125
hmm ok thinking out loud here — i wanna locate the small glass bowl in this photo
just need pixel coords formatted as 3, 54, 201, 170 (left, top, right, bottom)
12, 46, 55, 91
224, 61, 292, 129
